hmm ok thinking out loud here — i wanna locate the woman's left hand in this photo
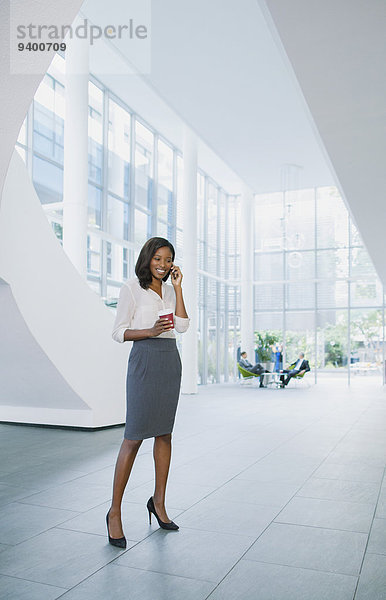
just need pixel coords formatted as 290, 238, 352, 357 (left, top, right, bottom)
170, 264, 183, 287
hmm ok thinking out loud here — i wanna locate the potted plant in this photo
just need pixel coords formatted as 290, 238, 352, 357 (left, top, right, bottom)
255, 331, 280, 371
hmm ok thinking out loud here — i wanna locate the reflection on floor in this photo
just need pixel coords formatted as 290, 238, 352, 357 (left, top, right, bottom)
0, 378, 385, 599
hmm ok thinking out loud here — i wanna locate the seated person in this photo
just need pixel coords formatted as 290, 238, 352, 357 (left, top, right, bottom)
239, 351, 270, 387
280, 352, 310, 387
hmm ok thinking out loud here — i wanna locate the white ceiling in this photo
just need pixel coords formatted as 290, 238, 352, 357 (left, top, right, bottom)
82, 0, 386, 284
262, 0, 386, 284
82, 0, 334, 193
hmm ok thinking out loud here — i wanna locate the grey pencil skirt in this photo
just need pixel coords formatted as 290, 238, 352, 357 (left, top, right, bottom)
124, 338, 182, 440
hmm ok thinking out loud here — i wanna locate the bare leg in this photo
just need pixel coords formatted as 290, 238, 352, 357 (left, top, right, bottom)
152, 433, 172, 523
108, 438, 142, 538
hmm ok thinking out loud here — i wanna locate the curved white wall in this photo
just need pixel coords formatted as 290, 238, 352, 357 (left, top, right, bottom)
0, 276, 92, 426
0, 152, 129, 427
0, 0, 131, 428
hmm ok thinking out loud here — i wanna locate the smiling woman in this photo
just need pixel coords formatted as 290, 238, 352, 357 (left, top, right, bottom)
107, 236, 190, 547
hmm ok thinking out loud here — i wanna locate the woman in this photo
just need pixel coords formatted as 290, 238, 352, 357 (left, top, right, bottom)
273, 344, 283, 373
106, 237, 190, 547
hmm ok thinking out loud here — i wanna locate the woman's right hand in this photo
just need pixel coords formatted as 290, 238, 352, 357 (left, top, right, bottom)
150, 318, 173, 337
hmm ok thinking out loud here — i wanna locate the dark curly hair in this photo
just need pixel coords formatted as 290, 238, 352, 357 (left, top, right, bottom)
135, 237, 175, 289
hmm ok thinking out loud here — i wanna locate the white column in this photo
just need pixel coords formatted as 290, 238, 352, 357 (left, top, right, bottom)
240, 185, 254, 360
109, 199, 124, 281
109, 129, 126, 281
62, 31, 89, 279
181, 126, 198, 394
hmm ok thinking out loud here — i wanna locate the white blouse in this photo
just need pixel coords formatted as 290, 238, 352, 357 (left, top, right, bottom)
112, 277, 190, 343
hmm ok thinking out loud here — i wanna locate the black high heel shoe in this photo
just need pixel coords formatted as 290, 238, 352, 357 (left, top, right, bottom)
106, 509, 127, 548
147, 496, 179, 530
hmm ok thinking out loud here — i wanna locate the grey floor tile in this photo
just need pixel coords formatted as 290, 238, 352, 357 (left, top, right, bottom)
367, 518, 386, 555
0, 465, 86, 493
245, 522, 367, 576
275, 496, 374, 533
171, 446, 214, 471
0, 383, 385, 597
312, 462, 384, 483
0, 483, 36, 506
0, 502, 79, 545
169, 444, 211, 467
276, 439, 337, 458
355, 553, 386, 600
342, 432, 386, 449
173, 429, 241, 456
235, 460, 316, 485
57, 500, 182, 542
259, 450, 323, 470
0, 470, 11, 477
297, 478, 380, 504
51, 452, 117, 475
334, 448, 386, 467
176, 495, 278, 536
55, 563, 215, 600
0, 527, 131, 588
0, 574, 65, 600
325, 450, 386, 469
209, 478, 299, 508
209, 445, 271, 467
68, 464, 153, 490
217, 436, 281, 458
207, 559, 357, 600
17, 480, 112, 512
0, 454, 50, 475
116, 527, 254, 583
170, 458, 254, 488
123, 480, 216, 509
375, 495, 386, 518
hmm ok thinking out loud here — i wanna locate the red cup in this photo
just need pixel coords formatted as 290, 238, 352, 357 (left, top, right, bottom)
158, 309, 174, 328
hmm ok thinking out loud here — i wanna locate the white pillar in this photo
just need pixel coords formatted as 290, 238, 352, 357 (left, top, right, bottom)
109, 144, 125, 281
240, 185, 254, 361
62, 31, 89, 279
109, 199, 124, 281
181, 126, 198, 394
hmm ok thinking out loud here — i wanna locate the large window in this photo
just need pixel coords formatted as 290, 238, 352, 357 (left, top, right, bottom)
157, 139, 174, 242
196, 176, 240, 384
32, 55, 65, 206
108, 99, 130, 200
18, 53, 241, 385
175, 154, 184, 259
134, 121, 153, 248
254, 186, 385, 384
88, 82, 103, 184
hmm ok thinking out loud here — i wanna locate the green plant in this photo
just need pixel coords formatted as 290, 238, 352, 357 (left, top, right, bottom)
255, 331, 281, 362
325, 339, 344, 366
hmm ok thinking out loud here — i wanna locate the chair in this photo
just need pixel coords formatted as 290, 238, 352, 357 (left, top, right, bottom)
237, 363, 260, 386
286, 362, 310, 388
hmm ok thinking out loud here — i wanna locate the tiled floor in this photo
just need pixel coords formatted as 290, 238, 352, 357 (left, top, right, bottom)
0, 378, 385, 599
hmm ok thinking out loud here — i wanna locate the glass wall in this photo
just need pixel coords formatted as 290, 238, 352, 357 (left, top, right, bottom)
15, 53, 241, 385
16, 52, 383, 387
32, 56, 65, 207
157, 139, 174, 242
197, 176, 240, 384
254, 186, 385, 384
